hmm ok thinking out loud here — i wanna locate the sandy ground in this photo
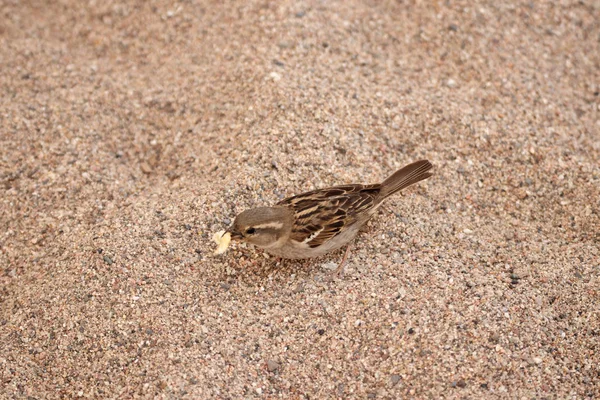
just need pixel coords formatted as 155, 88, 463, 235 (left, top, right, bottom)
1, 0, 599, 398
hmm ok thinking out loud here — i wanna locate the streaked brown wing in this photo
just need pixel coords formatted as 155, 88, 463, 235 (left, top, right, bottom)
277, 184, 381, 248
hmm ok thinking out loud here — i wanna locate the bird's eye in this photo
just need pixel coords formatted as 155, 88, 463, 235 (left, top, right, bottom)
245, 227, 256, 235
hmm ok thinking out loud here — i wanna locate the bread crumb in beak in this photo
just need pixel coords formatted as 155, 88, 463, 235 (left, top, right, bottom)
213, 230, 231, 255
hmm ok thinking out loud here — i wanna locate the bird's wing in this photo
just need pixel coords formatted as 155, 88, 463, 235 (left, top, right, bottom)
277, 184, 381, 248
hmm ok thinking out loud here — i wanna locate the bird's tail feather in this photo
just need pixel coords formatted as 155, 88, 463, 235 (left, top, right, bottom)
379, 160, 433, 198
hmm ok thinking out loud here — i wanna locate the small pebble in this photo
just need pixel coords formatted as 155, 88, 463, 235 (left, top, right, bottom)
140, 162, 153, 174
390, 374, 402, 385
293, 283, 305, 293
268, 71, 281, 81
321, 262, 338, 271
266, 359, 280, 372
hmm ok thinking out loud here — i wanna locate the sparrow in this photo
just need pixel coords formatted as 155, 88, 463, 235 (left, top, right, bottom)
227, 160, 433, 269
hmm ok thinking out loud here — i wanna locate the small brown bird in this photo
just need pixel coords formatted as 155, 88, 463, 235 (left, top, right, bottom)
227, 160, 433, 270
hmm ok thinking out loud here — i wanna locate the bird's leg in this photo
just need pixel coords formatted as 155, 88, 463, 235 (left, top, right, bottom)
335, 244, 352, 275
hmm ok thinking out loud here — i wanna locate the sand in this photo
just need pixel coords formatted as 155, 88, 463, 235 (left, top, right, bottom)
1, 0, 599, 398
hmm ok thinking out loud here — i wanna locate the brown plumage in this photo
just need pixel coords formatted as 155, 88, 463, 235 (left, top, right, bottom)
228, 160, 433, 260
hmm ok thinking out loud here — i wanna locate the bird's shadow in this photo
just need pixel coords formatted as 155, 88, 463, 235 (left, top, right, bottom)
217, 246, 348, 282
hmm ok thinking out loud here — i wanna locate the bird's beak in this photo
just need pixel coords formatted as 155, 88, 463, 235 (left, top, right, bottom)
228, 230, 243, 240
